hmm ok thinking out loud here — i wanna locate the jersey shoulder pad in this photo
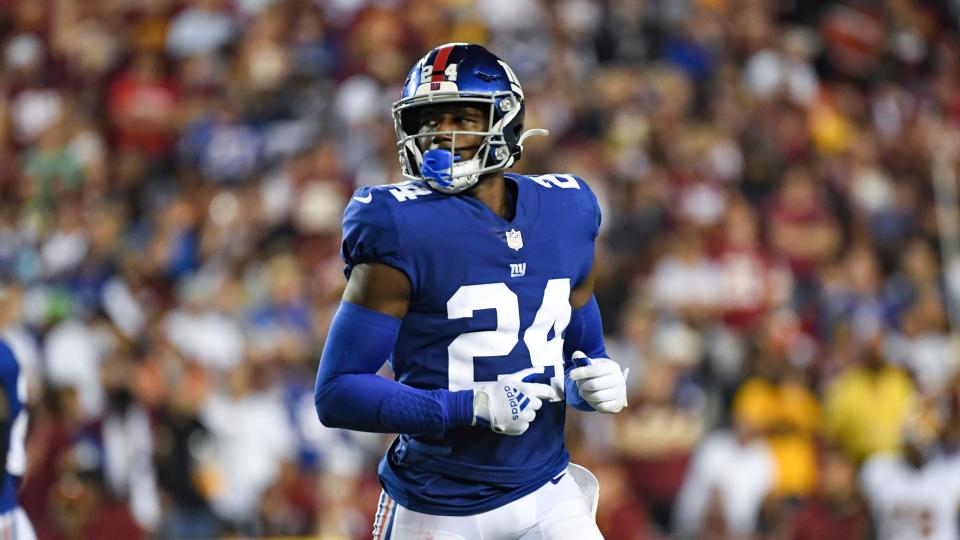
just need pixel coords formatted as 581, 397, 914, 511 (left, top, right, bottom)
341, 182, 429, 285
518, 173, 601, 238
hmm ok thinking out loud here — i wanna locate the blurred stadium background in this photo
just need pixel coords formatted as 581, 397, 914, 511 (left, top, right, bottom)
2, 0, 960, 538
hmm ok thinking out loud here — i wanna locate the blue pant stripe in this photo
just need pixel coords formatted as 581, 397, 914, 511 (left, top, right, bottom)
383, 501, 397, 540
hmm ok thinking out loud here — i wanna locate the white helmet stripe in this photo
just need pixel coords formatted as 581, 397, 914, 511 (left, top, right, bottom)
497, 60, 523, 98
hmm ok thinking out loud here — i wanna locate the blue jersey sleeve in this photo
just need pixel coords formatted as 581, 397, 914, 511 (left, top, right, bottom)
341, 187, 418, 289
566, 174, 601, 286
562, 296, 609, 411
529, 174, 605, 410
573, 174, 601, 241
314, 302, 474, 436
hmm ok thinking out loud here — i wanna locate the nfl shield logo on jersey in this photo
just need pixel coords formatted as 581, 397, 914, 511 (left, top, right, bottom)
505, 229, 523, 251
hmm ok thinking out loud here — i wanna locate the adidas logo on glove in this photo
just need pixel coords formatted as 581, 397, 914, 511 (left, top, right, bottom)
502, 385, 531, 421
473, 373, 556, 436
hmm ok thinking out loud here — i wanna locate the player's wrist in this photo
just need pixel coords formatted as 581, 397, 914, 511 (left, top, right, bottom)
441, 389, 475, 428
569, 352, 629, 414
471, 389, 489, 427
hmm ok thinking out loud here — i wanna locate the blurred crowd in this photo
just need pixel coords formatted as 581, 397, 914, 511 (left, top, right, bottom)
1, 0, 960, 538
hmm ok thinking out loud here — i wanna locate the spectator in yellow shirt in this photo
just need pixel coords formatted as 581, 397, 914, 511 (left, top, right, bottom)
821, 335, 916, 462
733, 357, 820, 498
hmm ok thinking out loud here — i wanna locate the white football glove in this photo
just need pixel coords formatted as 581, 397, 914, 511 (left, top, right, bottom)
569, 351, 629, 413
472, 372, 558, 436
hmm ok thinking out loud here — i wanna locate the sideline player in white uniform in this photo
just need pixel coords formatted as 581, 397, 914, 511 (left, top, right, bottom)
860, 419, 960, 540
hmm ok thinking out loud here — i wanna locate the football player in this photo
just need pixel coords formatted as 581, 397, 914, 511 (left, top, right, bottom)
0, 340, 34, 539
860, 412, 960, 540
315, 43, 628, 539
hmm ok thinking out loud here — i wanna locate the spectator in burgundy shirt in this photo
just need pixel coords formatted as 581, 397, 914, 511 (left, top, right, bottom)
107, 52, 179, 158
785, 444, 869, 540
767, 166, 841, 282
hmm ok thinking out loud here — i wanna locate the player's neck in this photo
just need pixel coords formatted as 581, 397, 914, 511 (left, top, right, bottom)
467, 172, 515, 221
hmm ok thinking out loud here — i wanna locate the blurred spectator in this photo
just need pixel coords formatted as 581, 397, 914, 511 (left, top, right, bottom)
743, 27, 819, 105
152, 358, 222, 540
163, 271, 245, 372
247, 253, 312, 365
784, 444, 868, 540
714, 198, 793, 333
165, 0, 236, 60
733, 356, 819, 498
614, 319, 704, 533
7, 37, 63, 149
767, 166, 841, 285
593, 459, 653, 540
178, 101, 264, 184
107, 51, 179, 158
315, 470, 376, 540
21, 110, 84, 215
257, 461, 316, 537
90, 354, 160, 531
34, 468, 144, 540
673, 402, 775, 539
201, 360, 295, 531
821, 335, 916, 462
42, 311, 114, 419
649, 226, 723, 321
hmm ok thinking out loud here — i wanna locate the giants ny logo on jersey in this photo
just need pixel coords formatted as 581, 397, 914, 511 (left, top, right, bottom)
510, 263, 526, 277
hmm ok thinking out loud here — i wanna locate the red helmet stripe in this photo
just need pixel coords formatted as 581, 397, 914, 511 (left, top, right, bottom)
431, 45, 455, 82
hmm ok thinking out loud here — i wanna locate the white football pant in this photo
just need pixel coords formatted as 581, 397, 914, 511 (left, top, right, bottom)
372, 464, 603, 540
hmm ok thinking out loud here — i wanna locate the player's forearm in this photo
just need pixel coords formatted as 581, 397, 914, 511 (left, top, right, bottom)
563, 296, 610, 411
314, 373, 473, 434
314, 301, 474, 435
563, 295, 608, 360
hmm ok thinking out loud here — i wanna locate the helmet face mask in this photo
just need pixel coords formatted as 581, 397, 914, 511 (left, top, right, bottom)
392, 44, 528, 194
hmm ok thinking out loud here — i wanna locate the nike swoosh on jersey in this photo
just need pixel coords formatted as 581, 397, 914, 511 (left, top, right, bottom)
353, 193, 373, 204
549, 473, 565, 484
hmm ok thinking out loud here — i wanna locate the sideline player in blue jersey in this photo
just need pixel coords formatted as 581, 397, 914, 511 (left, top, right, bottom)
0, 341, 34, 540
314, 43, 628, 539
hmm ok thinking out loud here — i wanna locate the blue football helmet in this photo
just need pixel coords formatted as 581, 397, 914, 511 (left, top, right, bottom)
392, 43, 548, 194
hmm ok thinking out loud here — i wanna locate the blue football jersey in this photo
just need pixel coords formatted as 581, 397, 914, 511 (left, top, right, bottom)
0, 341, 25, 514
341, 173, 600, 516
